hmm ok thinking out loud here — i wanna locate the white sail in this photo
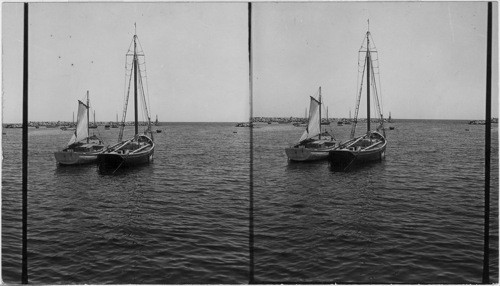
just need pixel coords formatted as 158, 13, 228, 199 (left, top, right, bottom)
67, 100, 89, 146
299, 96, 321, 142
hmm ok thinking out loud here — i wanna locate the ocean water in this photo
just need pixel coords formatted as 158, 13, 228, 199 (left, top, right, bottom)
3, 120, 498, 284
253, 120, 498, 283
2, 123, 250, 284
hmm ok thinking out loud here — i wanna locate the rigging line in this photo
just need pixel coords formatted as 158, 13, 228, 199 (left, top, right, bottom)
351, 54, 367, 139
137, 66, 151, 129
119, 59, 134, 142
371, 65, 383, 120
370, 63, 382, 121
140, 54, 152, 119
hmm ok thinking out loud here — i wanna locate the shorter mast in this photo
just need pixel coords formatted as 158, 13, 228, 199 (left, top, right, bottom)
86, 91, 89, 143
319, 86, 322, 139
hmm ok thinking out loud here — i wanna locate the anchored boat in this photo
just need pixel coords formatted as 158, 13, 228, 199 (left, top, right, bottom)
54, 91, 105, 165
285, 87, 338, 162
329, 27, 387, 171
98, 30, 155, 172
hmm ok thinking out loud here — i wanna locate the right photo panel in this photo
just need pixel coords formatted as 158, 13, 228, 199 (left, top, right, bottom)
251, 2, 498, 283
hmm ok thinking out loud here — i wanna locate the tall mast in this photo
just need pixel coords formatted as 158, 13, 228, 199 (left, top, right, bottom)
366, 31, 371, 133
133, 33, 139, 136
86, 91, 89, 143
319, 86, 322, 139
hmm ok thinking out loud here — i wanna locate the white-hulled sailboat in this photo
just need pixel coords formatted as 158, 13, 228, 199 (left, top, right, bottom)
97, 30, 155, 172
285, 87, 338, 162
54, 91, 105, 165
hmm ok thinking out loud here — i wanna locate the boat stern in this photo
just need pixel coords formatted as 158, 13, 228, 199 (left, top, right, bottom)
328, 150, 357, 171
54, 151, 97, 165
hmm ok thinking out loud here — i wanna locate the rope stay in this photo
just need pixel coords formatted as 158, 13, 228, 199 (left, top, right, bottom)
350, 31, 385, 138
118, 34, 153, 142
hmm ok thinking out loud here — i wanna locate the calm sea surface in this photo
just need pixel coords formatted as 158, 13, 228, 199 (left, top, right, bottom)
253, 119, 498, 283
2, 123, 250, 284
2, 120, 498, 284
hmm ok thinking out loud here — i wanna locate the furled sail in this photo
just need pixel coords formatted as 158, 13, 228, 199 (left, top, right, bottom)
299, 96, 321, 142
67, 100, 89, 146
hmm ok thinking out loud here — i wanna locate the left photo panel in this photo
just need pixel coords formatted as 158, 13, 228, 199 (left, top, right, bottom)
2, 2, 250, 284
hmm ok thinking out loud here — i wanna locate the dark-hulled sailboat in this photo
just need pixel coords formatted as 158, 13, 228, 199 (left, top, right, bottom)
98, 30, 155, 172
328, 27, 386, 171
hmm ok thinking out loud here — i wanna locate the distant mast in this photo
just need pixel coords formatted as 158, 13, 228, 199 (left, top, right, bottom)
319, 86, 322, 139
87, 91, 89, 143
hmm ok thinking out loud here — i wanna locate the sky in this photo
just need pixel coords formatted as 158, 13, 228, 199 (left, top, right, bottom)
2, 2, 249, 123
253, 2, 499, 120
2, 2, 498, 123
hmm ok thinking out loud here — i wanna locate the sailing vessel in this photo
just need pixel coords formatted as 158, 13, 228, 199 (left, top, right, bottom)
321, 107, 331, 125
344, 110, 352, 125
285, 87, 338, 162
89, 110, 98, 129
111, 114, 118, 128
54, 91, 105, 165
97, 30, 155, 172
328, 28, 387, 171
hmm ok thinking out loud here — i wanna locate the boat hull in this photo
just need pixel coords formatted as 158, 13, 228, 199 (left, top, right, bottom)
285, 146, 335, 162
97, 135, 155, 172
98, 149, 154, 170
54, 151, 99, 165
328, 132, 386, 171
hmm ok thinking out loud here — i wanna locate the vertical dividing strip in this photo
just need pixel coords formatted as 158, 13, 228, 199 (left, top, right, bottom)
22, 2, 28, 284
248, 2, 255, 284
482, 1, 492, 283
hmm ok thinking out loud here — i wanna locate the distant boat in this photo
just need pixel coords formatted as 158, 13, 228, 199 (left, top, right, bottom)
104, 124, 110, 130
155, 114, 160, 126
89, 110, 98, 129
156, 129, 162, 133
329, 28, 387, 171
321, 106, 331, 125
98, 31, 155, 172
389, 126, 395, 130
111, 114, 118, 128
54, 91, 105, 165
285, 86, 338, 162
236, 122, 253, 127
344, 110, 352, 125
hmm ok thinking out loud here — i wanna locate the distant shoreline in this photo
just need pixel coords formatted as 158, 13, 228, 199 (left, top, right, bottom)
3, 118, 498, 127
